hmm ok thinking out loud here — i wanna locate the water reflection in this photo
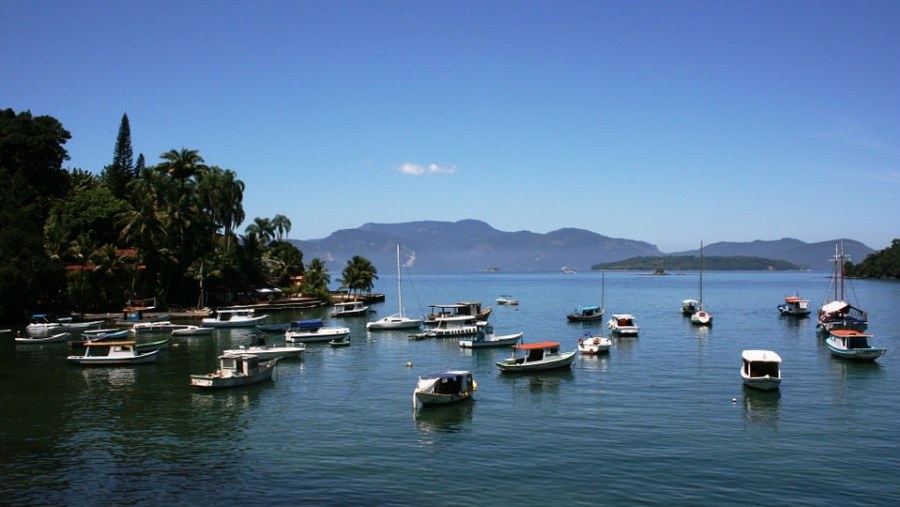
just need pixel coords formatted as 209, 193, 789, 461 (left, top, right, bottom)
79, 366, 138, 387
414, 400, 474, 438
742, 388, 781, 425
578, 353, 610, 373
190, 388, 262, 411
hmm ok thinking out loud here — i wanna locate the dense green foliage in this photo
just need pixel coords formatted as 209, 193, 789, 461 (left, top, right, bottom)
0, 108, 377, 322
845, 239, 900, 278
592, 255, 801, 271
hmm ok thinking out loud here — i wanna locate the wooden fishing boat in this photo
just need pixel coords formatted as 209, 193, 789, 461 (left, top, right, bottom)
817, 243, 868, 332
778, 295, 811, 317
458, 325, 523, 348
413, 370, 476, 409
741, 350, 782, 391
495, 341, 576, 372
67, 340, 161, 366
825, 330, 886, 361
190, 353, 277, 388
202, 308, 268, 328
330, 300, 369, 317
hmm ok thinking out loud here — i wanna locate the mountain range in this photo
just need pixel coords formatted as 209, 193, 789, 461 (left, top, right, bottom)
289, 219, 874, 273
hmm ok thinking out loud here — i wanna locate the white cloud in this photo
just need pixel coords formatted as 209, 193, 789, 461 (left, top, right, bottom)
396, 162, 457, 175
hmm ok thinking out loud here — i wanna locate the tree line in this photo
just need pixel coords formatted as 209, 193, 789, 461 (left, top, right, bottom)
0, 109, 377, 322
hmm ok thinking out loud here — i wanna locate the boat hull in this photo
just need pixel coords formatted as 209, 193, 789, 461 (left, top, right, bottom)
67, 349, 160, 366
459, 332, 523, 348
577, 336, 611, 354
190, 361, 276, 388
171, 326, 214, 337
825, 340, 886, 361
366, 316, 423, 330
285, 327, 350, 343
496, 350, 577, 372
742, 376, 781, 391
15, 332, 70, 344
201, 316, 268, 328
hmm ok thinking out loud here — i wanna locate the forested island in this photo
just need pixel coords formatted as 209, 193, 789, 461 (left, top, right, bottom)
591, 256, 801, 272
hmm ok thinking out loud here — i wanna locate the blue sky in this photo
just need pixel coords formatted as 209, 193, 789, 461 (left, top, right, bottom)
3, 0, 898, 252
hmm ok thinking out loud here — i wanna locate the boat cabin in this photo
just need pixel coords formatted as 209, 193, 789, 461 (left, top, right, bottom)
84, 340, 137, 357
427, 302, 489, 321
289, 319, 324, 332
571, 305, 601, 317
741, 350, 781, 378
514, 342, 560, 363
212, 309, 256, 322
219, 354, 261, 378
829, 330, 874, 349
421, 371, 475, 395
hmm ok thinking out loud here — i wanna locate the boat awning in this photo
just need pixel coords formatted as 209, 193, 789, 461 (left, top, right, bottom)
829, 329, 873, 338
821, 301, 849, 314
514, 341, 560, 350
422, 371, 469, 380
741, 350, 782, 362
291, 319, 323, 329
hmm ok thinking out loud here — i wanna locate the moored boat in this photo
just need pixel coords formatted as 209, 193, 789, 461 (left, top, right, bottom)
577, 333, 611, 355
681, 299, 700, 316
202, 308, 268, 328
496, 295, 519, 305
67, 340, 161, 366
329, 336, 351, 347
566, 304, 604, 322
171, 325, 215, 337
189, 353, 277, 388
285, 319, 350, 343
607, 313, 639, 336
413, 370, 476, 409
825, 329, 886, 361
458, 325, 523, 348
817, 243, 868, 332
495, 341, 577, 372
778, 295, 811, 317
15, 332, 70, 345
135, 336, 172, 353
741, 350, 782, 391
131, 320, 189, 334
331, 300, 369, 317
367, 244, 424, 331
81, 328, 130, 340
223, 333, 304, 360
690, 241, 713, 327
426, 302, 491, 324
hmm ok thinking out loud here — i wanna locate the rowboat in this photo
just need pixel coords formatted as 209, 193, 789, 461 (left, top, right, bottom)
458, 325, 523, 348
15, 332, 70, 344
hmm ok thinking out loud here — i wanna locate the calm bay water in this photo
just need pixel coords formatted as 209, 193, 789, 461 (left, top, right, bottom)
2, 271, 899, 506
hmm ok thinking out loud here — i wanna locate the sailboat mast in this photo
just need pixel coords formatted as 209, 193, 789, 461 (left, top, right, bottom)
699, 240, 704, 307
396, 243, 403, 318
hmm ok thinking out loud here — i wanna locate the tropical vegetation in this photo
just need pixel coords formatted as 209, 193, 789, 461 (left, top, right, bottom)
0, 108, 375, 322
845, 239, 900, 279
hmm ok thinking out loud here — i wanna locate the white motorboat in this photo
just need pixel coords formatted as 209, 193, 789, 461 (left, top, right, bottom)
413, 370, 476, 409
15, 332, 70, 344
26, 314, 105, 334
422, 315, 479, 338
190, 353, 277, 388
171, 325, 215, 337
285, 319, 350, 343
458, 325, 523, 348
496, 294, 519, 305
67, 340, 161, 366
778, 295, 811, 317
607, 314, 639, 336
741, 350, 782, 391
131, 320, 189, 334
825, 329, 886, 361
577, 333, 611, 355
331, 300, 369, 317
681, 299, 700, 316
223, 333, 304, 360
367, 244, 424, 330
202, 308, 268, 328
495, 341, 577, 372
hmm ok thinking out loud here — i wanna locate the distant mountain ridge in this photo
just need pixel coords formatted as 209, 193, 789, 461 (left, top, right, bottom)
289, 220, 873, 273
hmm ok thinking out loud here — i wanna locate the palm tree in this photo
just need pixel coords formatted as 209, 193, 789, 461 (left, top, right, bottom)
160, 147, 205, 191
272, 214, 292, 241
246, 217, 275, 245
339, 255, 378, 297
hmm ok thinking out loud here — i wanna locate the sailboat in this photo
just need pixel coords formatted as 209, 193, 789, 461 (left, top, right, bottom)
817, 242, 867, 332
578, 272, 612, 354
366, 244, 424, 330
690, 240, 713, 326
566, 270, 605, 322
